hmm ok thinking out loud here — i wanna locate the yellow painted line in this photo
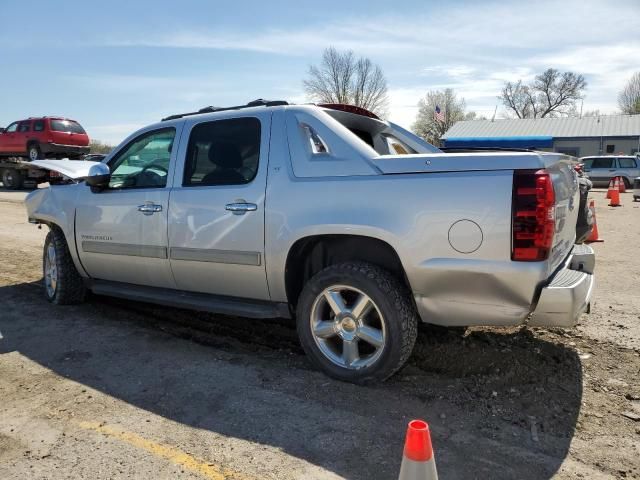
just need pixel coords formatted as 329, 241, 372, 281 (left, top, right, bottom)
77, 421, 251, 480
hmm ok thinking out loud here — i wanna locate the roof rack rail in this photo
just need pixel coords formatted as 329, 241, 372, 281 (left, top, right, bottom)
161, 99, 289, 122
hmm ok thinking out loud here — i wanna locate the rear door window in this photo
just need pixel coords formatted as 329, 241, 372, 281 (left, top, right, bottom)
183, 117, 261, 186
590, 157, 614, 169
18, 121, 31, 132
618, 158, 637, 168
33, 120, 45, 132
50, 119, 86, 134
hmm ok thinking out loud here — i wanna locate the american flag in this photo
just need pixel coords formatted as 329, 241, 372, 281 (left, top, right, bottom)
434, 105, 445, 123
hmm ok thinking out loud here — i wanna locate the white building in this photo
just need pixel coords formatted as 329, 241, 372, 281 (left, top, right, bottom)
442, 114, 640, 157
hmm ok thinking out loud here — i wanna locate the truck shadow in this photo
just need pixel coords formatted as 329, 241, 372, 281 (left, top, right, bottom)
0, 280, 582, 480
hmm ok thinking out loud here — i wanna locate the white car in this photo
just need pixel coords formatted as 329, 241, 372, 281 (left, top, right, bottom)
581, 155, 640, 188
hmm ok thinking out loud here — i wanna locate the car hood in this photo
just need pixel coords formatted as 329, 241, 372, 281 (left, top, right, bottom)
29, 160, 103, 179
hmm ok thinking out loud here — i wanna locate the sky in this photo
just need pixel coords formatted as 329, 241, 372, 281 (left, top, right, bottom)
1, 0, 639, 145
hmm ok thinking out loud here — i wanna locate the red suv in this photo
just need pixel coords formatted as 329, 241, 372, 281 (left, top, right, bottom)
0, 117, 90, 160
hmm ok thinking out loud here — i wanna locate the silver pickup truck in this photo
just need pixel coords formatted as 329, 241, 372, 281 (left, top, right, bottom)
25, 100, 595, 383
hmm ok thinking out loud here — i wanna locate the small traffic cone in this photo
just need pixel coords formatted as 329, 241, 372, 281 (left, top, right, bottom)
398, 420, 438, 480
585, 200, 604, 243
618, 176, 626, 193
609, 185, 622, 206
605, 178, 614, 199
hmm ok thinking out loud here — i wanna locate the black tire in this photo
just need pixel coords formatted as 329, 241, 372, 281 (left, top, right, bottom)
1, 168, 24, 190
296, 262, 418, 383
27, 142, 43, 161
43, 227, 86, 305
623, 177, 631, 189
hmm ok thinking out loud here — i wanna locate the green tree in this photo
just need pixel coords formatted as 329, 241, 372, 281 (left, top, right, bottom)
412, 89, 468, 146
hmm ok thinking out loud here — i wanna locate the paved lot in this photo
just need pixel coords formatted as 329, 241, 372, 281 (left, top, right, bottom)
0, 188, 639, 479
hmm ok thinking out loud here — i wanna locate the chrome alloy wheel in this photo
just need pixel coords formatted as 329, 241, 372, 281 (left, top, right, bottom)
44, 243, 58, 298
309, 285, 386, 369
29, 147, 39, 161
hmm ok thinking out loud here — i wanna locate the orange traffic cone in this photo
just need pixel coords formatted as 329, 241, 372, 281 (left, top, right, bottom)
398, 420, 438, 480
609, 185, 622, 206
585, 200, 604, 243
606, 178, 614, 199
618, 176, 626, 193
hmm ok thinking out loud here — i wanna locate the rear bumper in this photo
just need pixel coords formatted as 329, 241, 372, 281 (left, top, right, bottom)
529, 244, 595, 327
40, 143, 90, 156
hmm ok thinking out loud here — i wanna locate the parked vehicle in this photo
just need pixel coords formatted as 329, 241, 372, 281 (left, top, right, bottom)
25, 100, 595, 383
580, 155, 640, 188
634, 177, 640, 202
0, 117, 90, 161
0, 158, 53, 189
574, 163, 594, 243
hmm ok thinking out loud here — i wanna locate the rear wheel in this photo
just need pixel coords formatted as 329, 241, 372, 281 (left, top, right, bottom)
28, 143, 42, 161
622, 177, 631, 189
1, 168, 24, 189
296, 262, 418, 383
43, 227, 86, 304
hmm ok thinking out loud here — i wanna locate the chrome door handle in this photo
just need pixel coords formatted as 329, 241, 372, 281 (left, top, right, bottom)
225, 202, 257, 213
138, 204, 162, 215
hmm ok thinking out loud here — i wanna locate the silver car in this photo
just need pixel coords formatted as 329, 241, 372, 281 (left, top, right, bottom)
581, 155, 640, 188
25, 100, 594, 383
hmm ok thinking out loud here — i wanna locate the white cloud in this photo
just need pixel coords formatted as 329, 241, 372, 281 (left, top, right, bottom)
95, 0, 639, 128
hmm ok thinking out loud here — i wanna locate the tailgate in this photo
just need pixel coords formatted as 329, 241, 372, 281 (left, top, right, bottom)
546, 155, 580, 272
49, 119, 89, 146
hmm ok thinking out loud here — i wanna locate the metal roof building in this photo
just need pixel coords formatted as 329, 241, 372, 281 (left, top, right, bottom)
442, 114, 640, 157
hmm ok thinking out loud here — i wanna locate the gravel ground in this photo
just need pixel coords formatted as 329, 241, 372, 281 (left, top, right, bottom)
0, 187, 639, 479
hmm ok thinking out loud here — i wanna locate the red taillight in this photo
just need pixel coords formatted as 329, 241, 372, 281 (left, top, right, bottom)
512, 169, 555, 261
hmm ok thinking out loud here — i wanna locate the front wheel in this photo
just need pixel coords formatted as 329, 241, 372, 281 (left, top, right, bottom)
43, 227, 86, 304
296, 262, 418, 383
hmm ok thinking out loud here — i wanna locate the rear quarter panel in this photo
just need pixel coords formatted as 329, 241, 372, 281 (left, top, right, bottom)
265, 130, 550, 326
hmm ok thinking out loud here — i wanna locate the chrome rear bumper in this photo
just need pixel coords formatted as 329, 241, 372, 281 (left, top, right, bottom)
529, 244, 595, 327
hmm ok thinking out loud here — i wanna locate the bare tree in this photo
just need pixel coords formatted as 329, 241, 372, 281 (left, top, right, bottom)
412, 89, 468, 146
618, 72, 640, 114
89, 140, 114, 154
500, 68, 587, 118
581, 109, 602, 117
463, 111, 487, 121
304, 47, 389, 117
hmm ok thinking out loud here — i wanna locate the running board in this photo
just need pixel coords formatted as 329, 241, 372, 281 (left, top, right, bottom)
87, 280, 291, 319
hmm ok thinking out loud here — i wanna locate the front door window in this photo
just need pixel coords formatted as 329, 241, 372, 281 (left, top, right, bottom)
107, 128, 176, 189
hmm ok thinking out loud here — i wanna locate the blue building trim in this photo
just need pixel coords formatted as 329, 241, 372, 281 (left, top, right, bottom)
444, 136, 554, 148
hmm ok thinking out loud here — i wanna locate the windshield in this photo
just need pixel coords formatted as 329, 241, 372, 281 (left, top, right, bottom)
50, 119, 86, 134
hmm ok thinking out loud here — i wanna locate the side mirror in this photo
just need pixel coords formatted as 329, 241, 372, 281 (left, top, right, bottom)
85, 163, 111, 191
